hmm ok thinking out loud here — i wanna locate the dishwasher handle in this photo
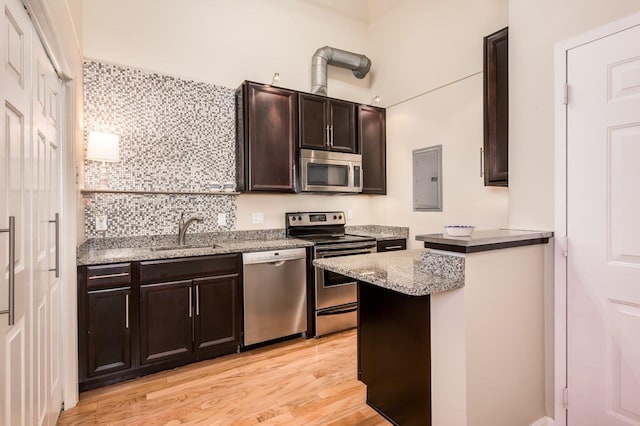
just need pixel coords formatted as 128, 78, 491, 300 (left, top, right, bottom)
267, 260, 286, 267
243, 248, 306, 265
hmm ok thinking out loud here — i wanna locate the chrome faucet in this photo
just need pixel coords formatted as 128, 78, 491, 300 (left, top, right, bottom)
178, 212, 204, 245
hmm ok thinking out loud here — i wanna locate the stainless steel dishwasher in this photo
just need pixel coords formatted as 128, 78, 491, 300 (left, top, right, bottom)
242, 248, 307, 346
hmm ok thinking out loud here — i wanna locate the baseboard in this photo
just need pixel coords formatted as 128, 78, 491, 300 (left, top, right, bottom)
530, 416, 554, 426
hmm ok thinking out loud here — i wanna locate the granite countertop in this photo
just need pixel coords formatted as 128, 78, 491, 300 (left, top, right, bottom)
77, 229, 314, 265
313, 249, 464, 296
416, 229, 553, 253
345, 225, 409, 241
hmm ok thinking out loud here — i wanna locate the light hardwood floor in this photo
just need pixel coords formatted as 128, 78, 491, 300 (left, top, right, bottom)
58, 329, 389, 425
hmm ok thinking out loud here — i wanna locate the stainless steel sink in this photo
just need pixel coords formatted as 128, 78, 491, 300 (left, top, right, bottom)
150, 244, 221, 251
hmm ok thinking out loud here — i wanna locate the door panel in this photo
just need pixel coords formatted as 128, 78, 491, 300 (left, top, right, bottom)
0, 1, 32, 424
193, 275, 240, 351
299, 93, 328, 150
328, 100, 356, 153
87, 288, 131, 377
140, 280, 193, 364
567, 23, 640, 425
359, 105, 386, 194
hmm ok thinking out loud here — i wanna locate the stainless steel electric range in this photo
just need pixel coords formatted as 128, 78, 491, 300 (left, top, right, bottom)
286, 211, 376, 337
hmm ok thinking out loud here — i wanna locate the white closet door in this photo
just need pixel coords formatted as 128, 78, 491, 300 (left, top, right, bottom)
0, 0, 33, 424
567, 23, 640, 425
31, 32, 62, 425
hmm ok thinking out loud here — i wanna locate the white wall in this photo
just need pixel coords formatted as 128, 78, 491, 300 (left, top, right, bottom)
508, 0, 640, 230
82, 0, 379, 230
366, 0, 509, 248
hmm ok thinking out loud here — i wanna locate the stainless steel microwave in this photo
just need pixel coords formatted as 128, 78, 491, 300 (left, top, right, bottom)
299, 149, 363, 193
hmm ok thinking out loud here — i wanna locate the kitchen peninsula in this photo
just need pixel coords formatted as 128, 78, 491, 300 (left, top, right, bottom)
314, 230, 553, 426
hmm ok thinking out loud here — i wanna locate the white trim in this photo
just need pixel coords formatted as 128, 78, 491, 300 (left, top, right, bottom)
553, 10, 640, 426
531, 416, 555, 426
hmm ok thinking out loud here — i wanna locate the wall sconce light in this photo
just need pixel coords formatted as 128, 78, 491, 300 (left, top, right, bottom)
86, 131, 120, 189
370, 95, 381, 105
271, 72, 280, 85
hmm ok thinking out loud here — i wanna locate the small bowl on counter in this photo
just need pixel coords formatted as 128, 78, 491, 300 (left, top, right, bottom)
444, 225, 475, 237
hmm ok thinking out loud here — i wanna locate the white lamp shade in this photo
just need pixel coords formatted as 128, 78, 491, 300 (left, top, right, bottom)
87, 131, 120, 162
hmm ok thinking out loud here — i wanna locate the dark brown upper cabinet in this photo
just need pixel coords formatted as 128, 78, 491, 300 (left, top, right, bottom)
483, 27, 509, 187
236, 82, 298, 192
299, 93, 357, 153
358, 105, 387, 194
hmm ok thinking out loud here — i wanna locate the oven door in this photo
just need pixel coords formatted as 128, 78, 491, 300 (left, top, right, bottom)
315, 246, 375, 310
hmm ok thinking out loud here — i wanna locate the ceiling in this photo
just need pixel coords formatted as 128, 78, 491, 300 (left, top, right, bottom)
300, 0, 400, 23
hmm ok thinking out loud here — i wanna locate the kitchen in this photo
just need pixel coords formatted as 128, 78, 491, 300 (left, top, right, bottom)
1, 0, 640, 425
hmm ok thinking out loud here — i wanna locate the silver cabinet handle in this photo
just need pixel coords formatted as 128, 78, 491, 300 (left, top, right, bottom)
480, 147, 484, 177
385, 245, 403, 250
195, 285, 200, 316
330, 125, 334, 147
188, 287, 193, 318
48, 212, 59, 277
88, 272, 129, 280
0, 216, 15, 325
325, 125, 330, 147
125, 293, 129, 329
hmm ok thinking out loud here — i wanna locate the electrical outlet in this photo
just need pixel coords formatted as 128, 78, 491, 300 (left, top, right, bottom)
217, 213, 227, 226
347, 209, 353, 220
252, 212, 264, 224
96, 215, 108, 231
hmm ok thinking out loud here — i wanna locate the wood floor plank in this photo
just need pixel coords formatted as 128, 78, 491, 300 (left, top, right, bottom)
58, 330, 389, 425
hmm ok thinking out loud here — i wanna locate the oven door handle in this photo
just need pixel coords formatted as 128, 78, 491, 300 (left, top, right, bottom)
317, 249, 374, 258
317, 305, 358, 316
315, 242, 377, 252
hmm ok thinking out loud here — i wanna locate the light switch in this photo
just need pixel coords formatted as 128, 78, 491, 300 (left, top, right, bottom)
217, 213, 227, 226
347, 209, 353, 220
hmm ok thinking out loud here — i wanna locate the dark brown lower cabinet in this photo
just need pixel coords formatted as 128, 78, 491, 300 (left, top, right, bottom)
86, 288, 131, 378
78, 254, 243, 391
140, 280, 193, 364
194, 275, 241, 351
376, 239, 406, 252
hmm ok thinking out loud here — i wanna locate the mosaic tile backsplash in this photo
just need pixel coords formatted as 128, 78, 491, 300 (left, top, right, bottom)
83, 61, 237, 238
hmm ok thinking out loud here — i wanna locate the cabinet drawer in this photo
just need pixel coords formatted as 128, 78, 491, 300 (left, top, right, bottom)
86, 263, 132, 290
377, 239, 406, 252
139, 254, 240, 284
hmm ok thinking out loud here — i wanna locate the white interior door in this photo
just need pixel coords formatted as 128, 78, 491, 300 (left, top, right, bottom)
567, 23, 640, 425
0, 0, 33, 424
32, 33, 62, 425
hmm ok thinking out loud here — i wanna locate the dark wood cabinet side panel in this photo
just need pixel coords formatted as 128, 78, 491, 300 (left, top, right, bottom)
235, 84, 247, 192
87, 288, 132, 377
193, 275, 240, 351
299, 93, 328, 150
329, 100, 357, 153
247, 84, 297, 192
139, 280, 193, 364
359, 105, 387, 194
484, 27, 509, 187
358, 282, 431, 425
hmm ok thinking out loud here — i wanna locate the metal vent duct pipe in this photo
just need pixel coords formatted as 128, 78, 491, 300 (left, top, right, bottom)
311, 46, 371, 96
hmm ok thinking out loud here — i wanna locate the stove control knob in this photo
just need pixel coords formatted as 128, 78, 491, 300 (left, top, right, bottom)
291, 217, 296, 221
298, 216, 302, 221
338, 215, 342, 220
333, 215, 337, 220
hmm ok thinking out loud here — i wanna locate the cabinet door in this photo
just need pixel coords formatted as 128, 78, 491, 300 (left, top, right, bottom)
193, 275, 241, 352
329, 99, 357, 153
86, 288, 132, 377
299, 93, 329, 150
359, 105, 387, 194
246, 83, 297, 192
140, 280, 193, 364
483, 27, 508, 187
